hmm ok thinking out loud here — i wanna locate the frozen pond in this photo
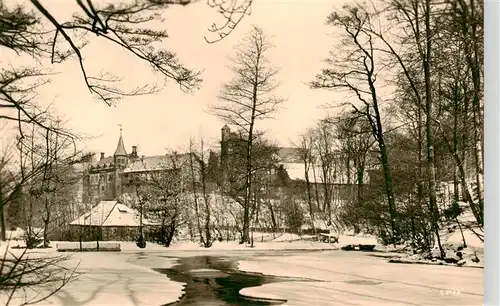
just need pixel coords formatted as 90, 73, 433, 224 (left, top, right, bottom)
155, 255, 309, 305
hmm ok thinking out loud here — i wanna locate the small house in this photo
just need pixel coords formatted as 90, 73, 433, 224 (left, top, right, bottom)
69, 200, 154, 241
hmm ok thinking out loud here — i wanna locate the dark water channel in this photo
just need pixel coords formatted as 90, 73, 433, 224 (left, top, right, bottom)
155, 256, 301, 306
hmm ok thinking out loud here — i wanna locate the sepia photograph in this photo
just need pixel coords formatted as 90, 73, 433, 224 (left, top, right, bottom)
0, 0, 489, 305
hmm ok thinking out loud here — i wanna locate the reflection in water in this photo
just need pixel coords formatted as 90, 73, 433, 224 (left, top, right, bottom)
155, 256, 288, 306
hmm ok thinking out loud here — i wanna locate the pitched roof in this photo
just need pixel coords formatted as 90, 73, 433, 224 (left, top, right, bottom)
94, 156, 114, 167
114, 134, 128, 157
283, 162, 365, 184
69, 201, 154, 227
123, 153, 191, 173
284, 163, 323, 183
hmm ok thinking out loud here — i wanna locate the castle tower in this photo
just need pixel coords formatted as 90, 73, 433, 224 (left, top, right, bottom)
221, 124, 230, 166
114, 127, 128, 168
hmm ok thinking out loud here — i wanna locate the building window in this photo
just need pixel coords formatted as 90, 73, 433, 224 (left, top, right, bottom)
108, 173, 113, 181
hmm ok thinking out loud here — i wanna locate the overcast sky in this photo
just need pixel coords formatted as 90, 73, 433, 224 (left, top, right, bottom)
6, 0, 352, 157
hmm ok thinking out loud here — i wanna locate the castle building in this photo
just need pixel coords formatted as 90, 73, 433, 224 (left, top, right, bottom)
82, 129, 133, 204
217, 124, 370, 210
218, 124, 366, 185
82, 130, 191, 205
83, 125, 369, 206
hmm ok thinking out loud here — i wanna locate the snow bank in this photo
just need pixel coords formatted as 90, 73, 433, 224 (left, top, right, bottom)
167, 240, 337, 251
444, 227, 483, 252
336, 234, 378, 246
56, 241, 121, 251
5, 227, 25, 240
379, 207, 485, 268
272, 233, 302, 242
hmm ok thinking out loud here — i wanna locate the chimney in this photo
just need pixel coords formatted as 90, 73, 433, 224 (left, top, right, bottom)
100, 152, 105, 160
132, 146, 137, 158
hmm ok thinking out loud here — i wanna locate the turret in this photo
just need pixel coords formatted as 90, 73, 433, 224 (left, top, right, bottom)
220, 124, 231, 166
221, 124, 230, 142
114, 127, 128, 168
130, 146, 138, 159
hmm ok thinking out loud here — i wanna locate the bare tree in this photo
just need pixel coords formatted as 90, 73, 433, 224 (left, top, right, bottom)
211, 26, 284, 243
443, 0, 483, 224
33, 122, 79, 247
0, 120, 77, 245
1, 0, 254, 142
0, 245, 80, 306
188, 137, 216, 248
295, 133, 316, 233
369, 0, 445, 255
332, 111, 373, 232
311, 5, 398, 243
0, 127, 80, 306
335, 113, 372, 198
312, 119, 336, 222
365, 0, 483, 253
130, 153, 188, 247
2, 0, 255, 100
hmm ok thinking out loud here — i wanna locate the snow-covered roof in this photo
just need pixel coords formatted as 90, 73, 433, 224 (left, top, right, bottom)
283, 162, 358, 184
93, 156, 114, 167
69, 201, 154, 227
284, 163, 318, 183
123, 154, 190, 173
276, 147, 302, 163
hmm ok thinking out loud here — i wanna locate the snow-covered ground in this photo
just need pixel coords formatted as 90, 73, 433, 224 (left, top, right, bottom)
0, 242, 184, 306
0, 212, 484, 306
442, 209, 484, 251
0, 233, 336, 306
379, 208, 485, 268
237, 250, 483, 305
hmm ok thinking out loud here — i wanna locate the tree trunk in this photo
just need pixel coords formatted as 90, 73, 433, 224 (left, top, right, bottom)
423, 0, 444, 258
378, 138, 397, 243
165, 221, 176, 247
303, 155, 315, 233
453, 95, 460, 204
439, 126, 479, 220
346, 155, 351, 184
367, 66, 397, 243
456, 218, 467, 248
242, 140, 253, 244
42, 195, 51, 247
0, 183, 6, 241
241, 108, 255, 244
356, 161, 365, 205
189, 149, 205, 245
311, 161, 322, 212
416, 102, 428, 244
466, 0, 484, 225
461, 91, 469, 201
199, 141, 214, 247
